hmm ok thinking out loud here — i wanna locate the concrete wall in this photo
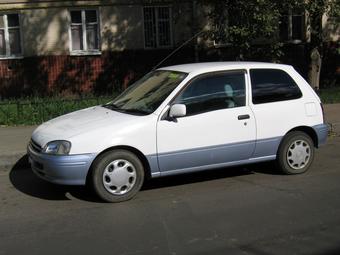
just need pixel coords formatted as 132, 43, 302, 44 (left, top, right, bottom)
322, 14, 340, 42
172, 2, 194, 46
100, 3, 199, 51
12, 2, 196, 55
0, 1, 338, 57
100, 5, 144, 51
21, 8, 70, 56
20, 5, 146, 55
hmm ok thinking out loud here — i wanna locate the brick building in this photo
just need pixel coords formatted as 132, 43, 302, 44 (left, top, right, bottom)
0, 0, 339, 98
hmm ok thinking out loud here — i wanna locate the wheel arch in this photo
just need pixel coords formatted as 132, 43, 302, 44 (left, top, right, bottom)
86, 145, 152, 185
284, 126, 319, 148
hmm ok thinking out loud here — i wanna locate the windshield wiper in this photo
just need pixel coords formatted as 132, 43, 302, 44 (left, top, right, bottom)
102, 103, 120, 110
121, 108, 149, 115
102, 104, 149, 115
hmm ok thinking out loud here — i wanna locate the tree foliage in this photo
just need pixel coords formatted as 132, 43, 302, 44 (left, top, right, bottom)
305, 0, 340, 49
204, 0, 285, 60
204, 0, 339, 60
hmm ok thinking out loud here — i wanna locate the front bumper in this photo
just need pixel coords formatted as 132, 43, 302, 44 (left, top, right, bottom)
28, 144, 97, 185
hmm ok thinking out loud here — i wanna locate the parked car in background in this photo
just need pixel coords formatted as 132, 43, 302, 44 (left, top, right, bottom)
28, 62, 328, 202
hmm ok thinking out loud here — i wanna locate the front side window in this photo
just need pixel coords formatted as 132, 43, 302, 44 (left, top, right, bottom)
174, 72, 246, 116
105, 70, 187, 115
250, 69, 302, 104
70, 10, 100, 54
143, 6, 172, 48
0, 13, 22, 58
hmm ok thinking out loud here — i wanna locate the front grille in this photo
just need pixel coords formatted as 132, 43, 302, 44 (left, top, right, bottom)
30, 139, 42, 153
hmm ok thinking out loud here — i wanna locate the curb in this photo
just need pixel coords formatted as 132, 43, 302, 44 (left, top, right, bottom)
328, 122, 340, 136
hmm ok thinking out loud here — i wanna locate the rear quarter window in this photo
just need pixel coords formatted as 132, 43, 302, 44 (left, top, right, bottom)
250, 69, 302, 104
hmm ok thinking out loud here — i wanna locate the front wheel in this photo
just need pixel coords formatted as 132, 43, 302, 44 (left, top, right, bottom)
276, 131, 315, 174
91, 150, 144, 202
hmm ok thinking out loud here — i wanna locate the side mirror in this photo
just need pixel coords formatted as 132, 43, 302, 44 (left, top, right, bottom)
169, 104, 186, 118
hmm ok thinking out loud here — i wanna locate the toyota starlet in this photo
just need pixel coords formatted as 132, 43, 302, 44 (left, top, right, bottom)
28, 62, 328, 202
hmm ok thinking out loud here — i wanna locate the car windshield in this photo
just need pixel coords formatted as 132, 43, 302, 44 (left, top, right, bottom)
103, 70, 187, 115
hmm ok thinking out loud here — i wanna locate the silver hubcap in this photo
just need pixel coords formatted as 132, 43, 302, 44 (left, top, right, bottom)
287, 139, 311, 170
102, 159, 137, 195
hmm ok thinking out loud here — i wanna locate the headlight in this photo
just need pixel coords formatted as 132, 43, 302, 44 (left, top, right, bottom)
42, 140, 71, 155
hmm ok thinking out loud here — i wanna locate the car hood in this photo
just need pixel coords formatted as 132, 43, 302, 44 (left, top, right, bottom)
31, 106, 140, 147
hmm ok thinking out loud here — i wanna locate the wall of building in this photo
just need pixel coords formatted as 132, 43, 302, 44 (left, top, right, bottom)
322, 14, 340, 42
172, 2, 194, 46
0, 1, 338, 99
9, 2, 196, 55
21, 8, 70, 56
0, 48, 196, 98
100, 5, 144, 51
0, 1, 197, 98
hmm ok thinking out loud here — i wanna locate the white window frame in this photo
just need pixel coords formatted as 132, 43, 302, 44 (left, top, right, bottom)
213, 24, 232, 48
68, 9, 101, 56
213, 9, 232, 48
0, 13, 23, 59
142, 6, 173, 49
282, 9, 305, 44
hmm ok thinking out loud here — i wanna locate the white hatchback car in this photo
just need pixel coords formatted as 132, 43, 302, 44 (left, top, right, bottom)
28, 62, 328, 202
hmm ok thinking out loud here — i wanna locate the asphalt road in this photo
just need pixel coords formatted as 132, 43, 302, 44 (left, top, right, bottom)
1, 137, 340, 255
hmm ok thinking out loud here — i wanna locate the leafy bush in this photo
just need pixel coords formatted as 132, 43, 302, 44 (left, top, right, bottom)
0, 96, 113, 126
318, 87, 340, 104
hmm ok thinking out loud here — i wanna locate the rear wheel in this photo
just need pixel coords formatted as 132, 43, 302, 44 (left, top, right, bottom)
277, 131, 315, 174
91, 150, 144, 202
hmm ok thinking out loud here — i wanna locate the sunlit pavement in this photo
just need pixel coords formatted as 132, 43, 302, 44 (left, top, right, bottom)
1, 136, 340, 255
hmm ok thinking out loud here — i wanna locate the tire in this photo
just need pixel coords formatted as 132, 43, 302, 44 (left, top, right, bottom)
276, 131, 315, 175
91, 150, 145, 202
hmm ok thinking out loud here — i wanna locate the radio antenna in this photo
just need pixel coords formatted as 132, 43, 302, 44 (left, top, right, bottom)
152, 29, 206, 71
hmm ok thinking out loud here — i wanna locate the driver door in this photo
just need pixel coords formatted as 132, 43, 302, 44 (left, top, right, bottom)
156, 70, 256, 174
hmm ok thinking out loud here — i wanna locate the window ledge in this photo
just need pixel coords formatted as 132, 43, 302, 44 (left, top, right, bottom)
144, 46, 173, 50
0, 55, 24, 60
283, 39, 304, 44
70, 50, 101, 56
214, 42, 233, 48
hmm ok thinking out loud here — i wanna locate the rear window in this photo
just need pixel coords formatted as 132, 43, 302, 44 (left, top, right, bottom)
250, 69, 302, 104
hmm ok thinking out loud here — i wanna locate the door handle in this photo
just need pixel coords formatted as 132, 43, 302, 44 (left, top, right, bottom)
238, 114, 250, 120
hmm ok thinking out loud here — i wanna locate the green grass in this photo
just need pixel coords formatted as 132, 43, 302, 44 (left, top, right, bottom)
318, 87, 340, 104
0, 96, 113, 126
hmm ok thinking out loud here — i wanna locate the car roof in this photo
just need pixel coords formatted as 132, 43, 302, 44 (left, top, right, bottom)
158, 62, 292, 74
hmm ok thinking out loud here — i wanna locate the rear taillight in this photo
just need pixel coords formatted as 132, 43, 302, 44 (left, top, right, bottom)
320, 103, 325, 123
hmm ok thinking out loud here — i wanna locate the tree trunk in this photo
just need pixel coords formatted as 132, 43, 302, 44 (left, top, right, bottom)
308, 47, 322, 90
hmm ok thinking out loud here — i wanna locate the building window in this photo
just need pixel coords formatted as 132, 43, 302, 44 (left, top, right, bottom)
280, 9, 304, 43
0, 14, 22, 58
143, 6, 172, 48
213, 8, 231, 47
69, 9, 100, 54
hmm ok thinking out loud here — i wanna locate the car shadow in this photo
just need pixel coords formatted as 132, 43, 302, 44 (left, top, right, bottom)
9, 155, 281, 202
9, 155, 101, 203
142, 161, 281, 191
